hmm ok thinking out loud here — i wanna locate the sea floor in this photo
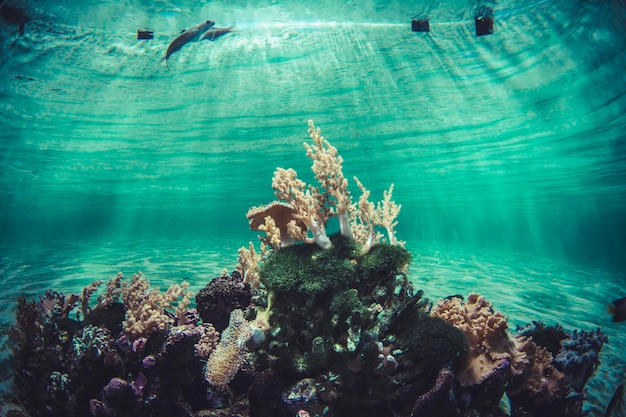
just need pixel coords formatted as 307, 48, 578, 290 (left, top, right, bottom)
0, 236, 624, 415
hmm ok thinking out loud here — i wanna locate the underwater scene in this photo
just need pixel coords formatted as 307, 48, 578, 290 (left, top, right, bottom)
1, 0, 625, 416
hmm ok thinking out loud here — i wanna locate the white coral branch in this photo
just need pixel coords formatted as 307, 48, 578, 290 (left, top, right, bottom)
376, 184, 403, 246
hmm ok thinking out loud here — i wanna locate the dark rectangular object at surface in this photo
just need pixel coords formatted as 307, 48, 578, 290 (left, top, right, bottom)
411, 19, 429, 32
475, 15, 494, 36
137, 30, 153, 40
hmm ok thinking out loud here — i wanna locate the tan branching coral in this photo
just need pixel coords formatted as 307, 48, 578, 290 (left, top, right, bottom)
81, 281, 103, 317
272, 167, 332, 249
194, 323, 220, 360
52, 274, 123, 321
204, 309, 252, 391
73, 274, 125, 319
431, 293, 528, 387
236, 242, 269, 289
258, 216, 281, 250
248, 120, 403, 251
305, 120, 353, 239
121, 272, 192, 341
97, 272, 123, 307
376, 184, 403, 246
40, 291, 80, 319
352, 177, 382, 252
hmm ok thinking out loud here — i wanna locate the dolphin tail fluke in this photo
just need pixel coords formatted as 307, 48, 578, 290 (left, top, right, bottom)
159, 56, 171, 70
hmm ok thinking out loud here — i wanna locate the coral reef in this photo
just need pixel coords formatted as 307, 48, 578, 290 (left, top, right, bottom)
431, 293, 528, 388
508, 322, 608, 417
254, 233, 467, 416
9, 273, 217, 417
121, 272, 192, 341
195, 270, 252, 332
554, 328, 608, 392
432, 296, 607, 417
7, 121, 608, 417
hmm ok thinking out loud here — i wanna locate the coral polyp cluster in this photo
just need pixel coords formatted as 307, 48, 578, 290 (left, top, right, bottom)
6, 121, 607, 417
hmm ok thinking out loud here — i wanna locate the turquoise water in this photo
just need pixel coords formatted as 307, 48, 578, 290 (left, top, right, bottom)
1, 0, 625, 414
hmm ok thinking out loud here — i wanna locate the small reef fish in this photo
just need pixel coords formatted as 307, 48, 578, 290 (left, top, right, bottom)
608, 296, 626, 322
605, 383, 624, 417
444, 294, 464, 301
200, 26, 235, 41
161, 19, 215, 69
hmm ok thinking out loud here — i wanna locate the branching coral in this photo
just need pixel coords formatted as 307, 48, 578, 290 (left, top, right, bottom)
204, 309, 252, 391
97, 272, 123, 308
352, 176, 381, 253
272, 166, 332, 249
121, 272, 192, 341
39, 290, 80, 321
351, 177, 403, 252
553, 328, 607, 392
81, 281, 103, 317
194, 323, 220, 360
249, 121, 403, 252
431, 293, 528, 387
305, 119, 353, 239
376, 184, 403, 246
236, 241, 269, 289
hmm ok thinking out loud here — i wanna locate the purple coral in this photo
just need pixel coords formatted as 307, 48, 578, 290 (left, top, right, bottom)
142, 355, 157, 368
131, 372, 148, 398
411, 367, 458, 416
460, 358, 511, 413
554, 328, 608, 392
102, 377, 135, 407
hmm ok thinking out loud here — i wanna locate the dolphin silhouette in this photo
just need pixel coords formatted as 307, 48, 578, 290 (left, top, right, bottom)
200, 26, 235, 41
161, 20, 215, 69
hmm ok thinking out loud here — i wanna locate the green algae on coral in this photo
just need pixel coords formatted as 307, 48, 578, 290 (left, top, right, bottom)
259, 234, 411, 296
259, 234, 359, 296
